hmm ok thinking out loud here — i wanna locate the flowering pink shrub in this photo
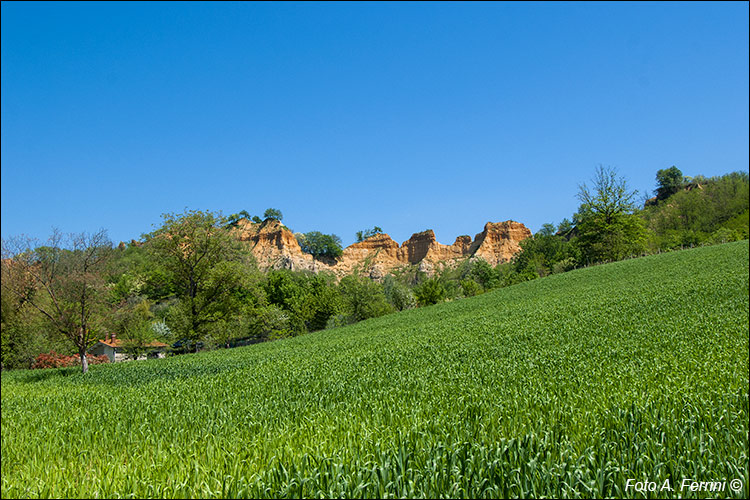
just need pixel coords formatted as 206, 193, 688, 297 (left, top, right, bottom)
31, 351, 110, 369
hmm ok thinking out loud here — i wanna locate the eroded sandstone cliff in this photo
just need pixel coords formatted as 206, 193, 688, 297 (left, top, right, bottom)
233, 218, 531, 278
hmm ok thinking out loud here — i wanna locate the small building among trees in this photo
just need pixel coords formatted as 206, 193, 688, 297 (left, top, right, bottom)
89, 334, 168, 362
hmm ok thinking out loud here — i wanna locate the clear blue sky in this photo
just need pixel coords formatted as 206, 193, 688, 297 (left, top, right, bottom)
2, 1, 748, 247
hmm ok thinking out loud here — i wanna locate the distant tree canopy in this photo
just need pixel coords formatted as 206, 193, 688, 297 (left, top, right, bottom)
556, 218, 574, 236
296, 231, 343, 260
263, 208, 283, 221
536, 223, 556, 237
655, 166, 685, 201
642, 170, 749, 249
225, 210, 256, 227
513, 227, 578, 278
355, 226, 384, 242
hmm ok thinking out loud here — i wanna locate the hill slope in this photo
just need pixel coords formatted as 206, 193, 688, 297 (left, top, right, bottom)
2, 241, 748, 498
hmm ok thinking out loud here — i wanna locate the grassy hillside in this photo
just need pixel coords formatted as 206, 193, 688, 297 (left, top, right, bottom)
2, 241, 748, 498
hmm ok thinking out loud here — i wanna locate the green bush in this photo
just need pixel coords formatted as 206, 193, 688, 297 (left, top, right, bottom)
382, 275, 416, 311
460, 279, 482, 297
414, 278, 446, 306
338, 275, 393, 321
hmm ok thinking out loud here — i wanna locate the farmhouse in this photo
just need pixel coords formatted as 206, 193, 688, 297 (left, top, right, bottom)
89, 333, 168, 362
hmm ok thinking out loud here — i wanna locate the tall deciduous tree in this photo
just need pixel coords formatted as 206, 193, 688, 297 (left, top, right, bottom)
1, 229, 113, 373
575, 166, 647, 263
148, 209, 247, 350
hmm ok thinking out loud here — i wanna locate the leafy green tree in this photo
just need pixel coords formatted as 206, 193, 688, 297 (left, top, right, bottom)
108, 298, 156, 360
575, 166, 647, 263
557, 218, 574, 236
302, 273, 342, 331
338, 274, 393, 321
655, 166, 685, 201
107, 241, 175, 302
260, 270, 341, 333
245, 305, 293, 340
460, 279, 482, 297
383, 275, 416, 310
537, 223, 556, 237
414, 278, 446, 306
149, 209, 248, 350
263, 270, 310, 335
466, 258, 501, 290
513, 228, 579, 278
355, 226, 384, 243
263, 208, 283, 221
1, 278, 68, 369
296, 231, 344, 260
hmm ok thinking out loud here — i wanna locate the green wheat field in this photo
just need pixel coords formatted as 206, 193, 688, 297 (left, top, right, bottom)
2, 241, 748, 498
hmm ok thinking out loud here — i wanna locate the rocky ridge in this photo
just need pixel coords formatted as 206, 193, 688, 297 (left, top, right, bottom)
233, 219, 532, 278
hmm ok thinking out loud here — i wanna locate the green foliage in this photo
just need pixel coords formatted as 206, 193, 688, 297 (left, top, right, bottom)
304, 273, 342, 331
355, 226, 384, 243
465, 258, 501, 290
108, 243, 176, 302
296, 231, 343, 260
721, 209, 749, 239
1, 230, 114, 373
551, 256, 576, 275
224, 210, 255, 228
556, 218, 574, 235
229, 304, 293, 341
263, 208, 283, 221
262, 270, 341, 334
1, 294, 69, 369
338, 274, 393, 321
108, 299, 156, 360
460, 278, 482, 297
536, 223, 556, 237
263, 270, 310, 334
2, 242, 747, 498
149, 210, 248, 345
382, 275, 416, 311
575, 166, 647, 263
513, 227, 579, 278
707, 227, 741, 245
414, 277, 446, 306
642, 171, 749, 250
655, 165, 685, 201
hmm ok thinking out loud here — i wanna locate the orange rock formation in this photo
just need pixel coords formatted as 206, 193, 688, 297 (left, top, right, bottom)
233, 219, 531, 278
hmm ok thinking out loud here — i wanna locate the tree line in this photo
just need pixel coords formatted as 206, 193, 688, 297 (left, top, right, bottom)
1, 167, 748, 372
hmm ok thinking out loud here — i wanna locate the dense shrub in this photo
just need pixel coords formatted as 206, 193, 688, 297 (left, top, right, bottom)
414, 278, 446, 306
382, 275, 416, 311
31, 351, 109, 370
338, 275, 393, 321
